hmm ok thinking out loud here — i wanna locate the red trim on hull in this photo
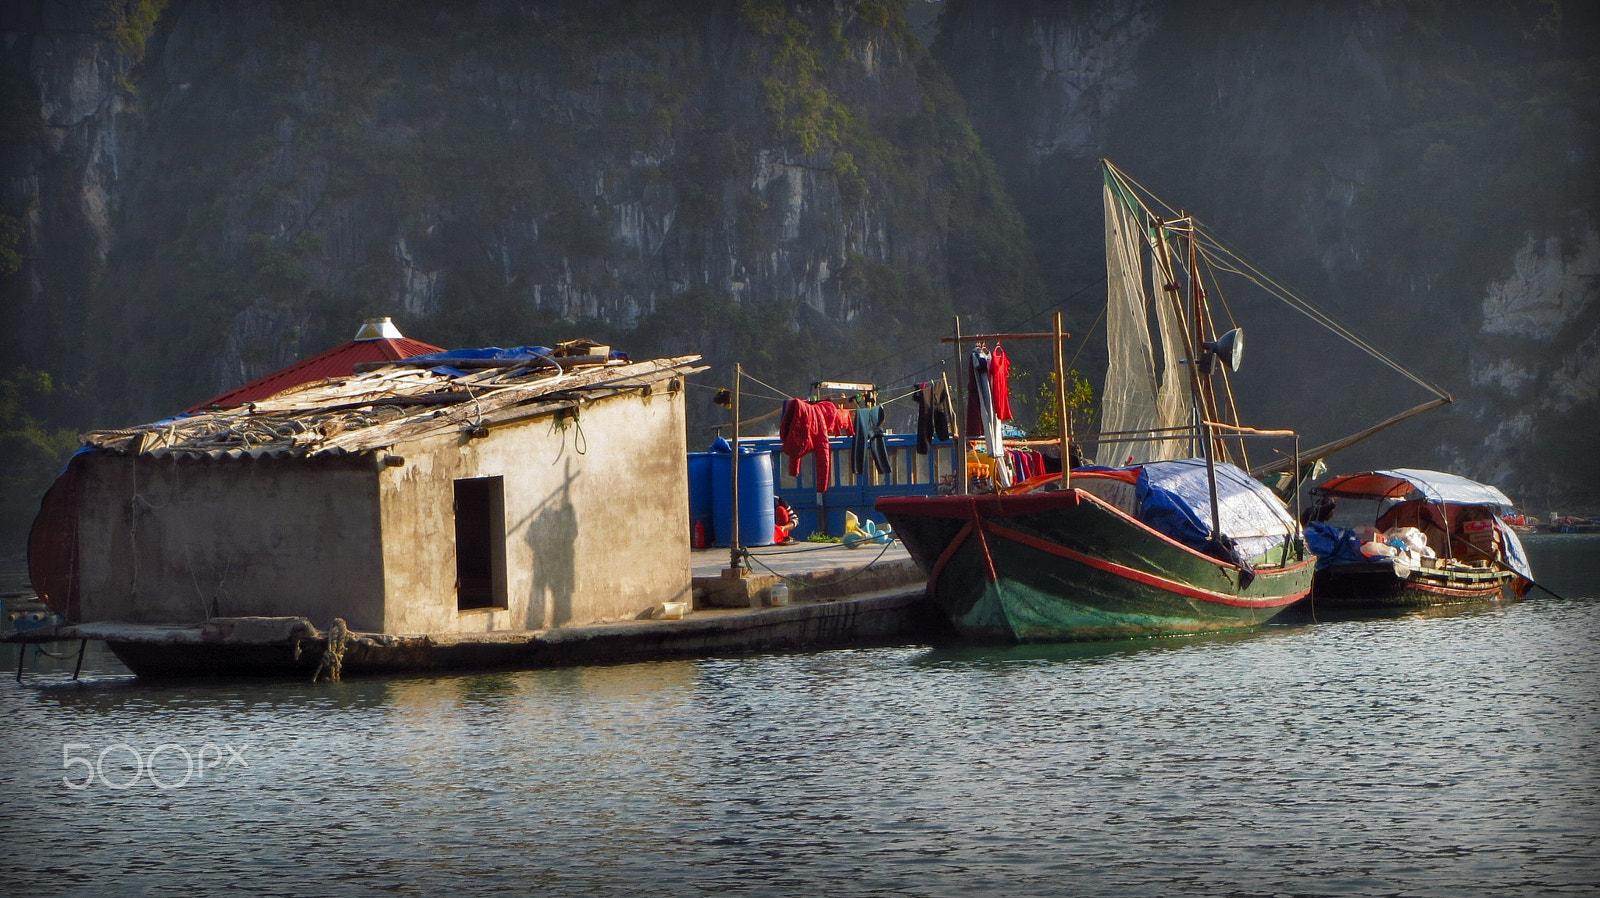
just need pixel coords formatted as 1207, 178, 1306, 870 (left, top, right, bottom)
878, 492, 1082, 520
980, 521, 1312, 608
1400, 576, 1511, 600
928, 520, 976, 588
881, 488, 1294, 576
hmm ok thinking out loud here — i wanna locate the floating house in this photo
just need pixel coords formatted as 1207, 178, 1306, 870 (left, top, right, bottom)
33, 347, 705, 660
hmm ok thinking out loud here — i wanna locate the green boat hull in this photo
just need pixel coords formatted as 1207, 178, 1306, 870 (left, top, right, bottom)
879, 489, 1314, 642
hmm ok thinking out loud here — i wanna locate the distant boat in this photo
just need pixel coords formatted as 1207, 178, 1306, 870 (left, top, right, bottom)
1540, 514, 1600, 534
879, 161, 1315, 642
1304, 468, 1533, 608
1499, 512, 1537, 533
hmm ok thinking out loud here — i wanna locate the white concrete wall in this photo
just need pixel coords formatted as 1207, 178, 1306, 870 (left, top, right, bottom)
378, 385, 693, 635
72, 453, 388, 630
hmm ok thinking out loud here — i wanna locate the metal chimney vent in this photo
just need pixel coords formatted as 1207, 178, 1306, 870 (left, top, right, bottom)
354, 317, 403, 340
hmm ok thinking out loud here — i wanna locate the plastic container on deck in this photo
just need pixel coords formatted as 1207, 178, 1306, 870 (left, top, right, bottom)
710, 448, 775, 548
687, 452, 714, 544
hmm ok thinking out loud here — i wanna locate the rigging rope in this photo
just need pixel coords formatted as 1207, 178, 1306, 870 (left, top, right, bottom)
1193, 224, 1452, 400
1104, 159, 1450, 402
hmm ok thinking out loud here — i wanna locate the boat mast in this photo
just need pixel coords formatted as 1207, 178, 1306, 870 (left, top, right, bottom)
1187, 225, 1230, 466
1185, 222, 1227, 544
1150, 217, 1204, 460
1152, 213, 1226, 542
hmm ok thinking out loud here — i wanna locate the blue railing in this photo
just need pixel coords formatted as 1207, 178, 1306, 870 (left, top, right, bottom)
737, 434, 958, 537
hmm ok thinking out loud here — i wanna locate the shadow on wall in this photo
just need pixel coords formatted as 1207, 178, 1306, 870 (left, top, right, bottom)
516, 457, 577, 629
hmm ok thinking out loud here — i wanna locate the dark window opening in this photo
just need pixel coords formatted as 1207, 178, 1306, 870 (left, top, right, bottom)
455, 476, 507, 611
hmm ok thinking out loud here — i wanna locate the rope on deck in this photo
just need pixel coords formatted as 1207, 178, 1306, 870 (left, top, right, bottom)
743, 538, 898, 590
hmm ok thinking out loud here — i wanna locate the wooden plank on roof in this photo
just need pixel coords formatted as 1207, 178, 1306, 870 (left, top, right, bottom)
310, 356, 701, 454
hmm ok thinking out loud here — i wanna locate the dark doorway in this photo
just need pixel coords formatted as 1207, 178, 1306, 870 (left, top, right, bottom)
455, 476, 507, 611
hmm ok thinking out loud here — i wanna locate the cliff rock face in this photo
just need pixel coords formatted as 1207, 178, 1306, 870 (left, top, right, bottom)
1, 0, 1596, 548
4, 0, 1024, 426
937, 0, 1599, 509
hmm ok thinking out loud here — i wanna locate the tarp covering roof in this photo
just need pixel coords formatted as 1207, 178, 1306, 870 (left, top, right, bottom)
1311, 468, 1514, 509
1134, 459, 1301, 562
86, 353, 704, 461
186, 334, 443, 413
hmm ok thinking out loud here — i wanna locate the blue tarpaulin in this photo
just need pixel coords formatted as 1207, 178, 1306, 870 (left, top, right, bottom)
1134, 459, 1300, 563
1304, 522, 1370, 570
396, 346, 557, 377
1494, 517, 1534, 580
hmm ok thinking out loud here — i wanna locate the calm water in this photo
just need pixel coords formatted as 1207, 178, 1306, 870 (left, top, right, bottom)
1, 534, 1596, 896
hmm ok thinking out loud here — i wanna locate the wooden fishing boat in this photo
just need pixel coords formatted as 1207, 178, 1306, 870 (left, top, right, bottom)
1304, 468, 1534, 608
879, 161, 1317, 642
881, 463, 1314, 641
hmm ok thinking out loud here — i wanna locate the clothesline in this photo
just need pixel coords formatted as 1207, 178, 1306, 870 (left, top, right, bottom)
688, 380, 787, 404
739, 369, 791, 403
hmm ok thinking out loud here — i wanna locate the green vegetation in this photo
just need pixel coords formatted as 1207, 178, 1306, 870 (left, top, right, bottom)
1025, 369, 1097, 441
96, 0, 169, 61
741, 1, 853, 155
0, 215, 20, 276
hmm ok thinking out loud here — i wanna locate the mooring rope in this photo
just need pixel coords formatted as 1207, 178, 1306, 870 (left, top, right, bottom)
312, 618, 350, 683
742, 538, 897, 590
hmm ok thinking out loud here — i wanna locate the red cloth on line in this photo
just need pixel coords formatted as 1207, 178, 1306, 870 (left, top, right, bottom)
820, 400, 854, 437
991, 343, 1013, 421
780, 399, 835, 492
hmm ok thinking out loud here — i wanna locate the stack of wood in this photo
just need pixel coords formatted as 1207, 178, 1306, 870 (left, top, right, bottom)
82, 354, 704, 459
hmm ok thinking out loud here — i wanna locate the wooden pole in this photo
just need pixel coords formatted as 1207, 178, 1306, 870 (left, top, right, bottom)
1054, 311, 1071, 488
941, 370, 959, 493
1248, 397, 1453, 477
940, 332, 1075, 343
954, 316, 968, 496
728, 362, 744, 576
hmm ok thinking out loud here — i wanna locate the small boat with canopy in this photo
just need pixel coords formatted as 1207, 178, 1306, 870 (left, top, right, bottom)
1304, 468, 1534, 607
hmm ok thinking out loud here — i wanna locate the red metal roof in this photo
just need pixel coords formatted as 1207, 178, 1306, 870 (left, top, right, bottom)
187, 335, 444, 412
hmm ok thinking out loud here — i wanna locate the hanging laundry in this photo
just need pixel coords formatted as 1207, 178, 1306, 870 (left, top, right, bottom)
915, 380, 954, 455
1009, 448, 1031, 481
965, 346, 990, 435
779, 399, 856, 492
967, 347, 1011, 488
852, 405, 891, 478
1029, 449, 1048, 478
991, 342, 1013, 421
819, 400, 855, 438
780, 399, 834, 492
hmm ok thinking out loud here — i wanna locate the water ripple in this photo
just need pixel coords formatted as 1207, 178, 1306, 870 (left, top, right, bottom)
2, 537, 1598, 895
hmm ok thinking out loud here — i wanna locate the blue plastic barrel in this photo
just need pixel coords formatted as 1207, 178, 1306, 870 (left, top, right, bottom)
687, 452, 714, 542
711, 449, 775, 547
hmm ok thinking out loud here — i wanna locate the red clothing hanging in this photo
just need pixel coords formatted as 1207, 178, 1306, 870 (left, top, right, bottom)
991, 343, 1013, 421
780, 399, 849, 492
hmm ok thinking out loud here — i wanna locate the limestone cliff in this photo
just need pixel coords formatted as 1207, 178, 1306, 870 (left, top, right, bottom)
3, 0, 1028, 418
1, 0, 1596, 549
937, 0, 1599, 509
